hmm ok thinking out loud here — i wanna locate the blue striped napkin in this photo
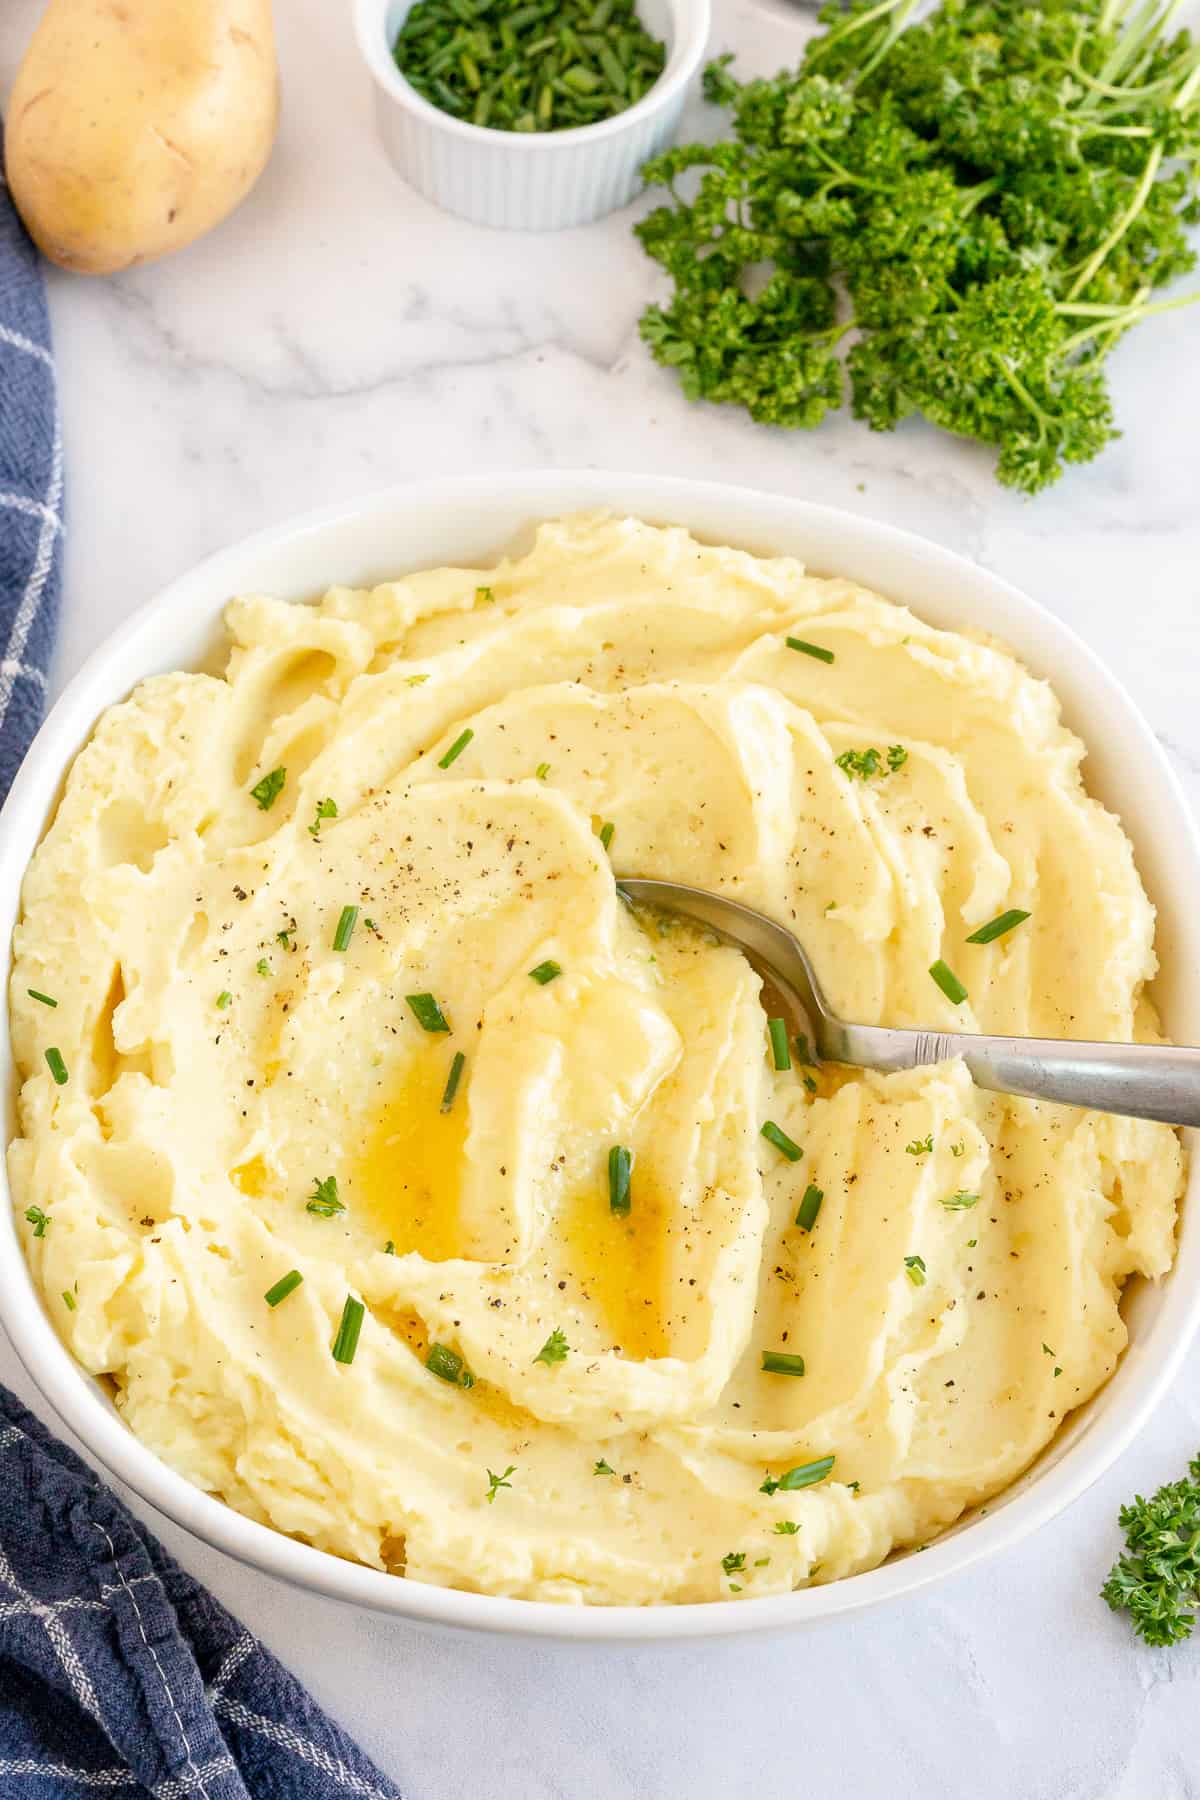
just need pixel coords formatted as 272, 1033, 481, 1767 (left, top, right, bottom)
0, 152, 403, 1800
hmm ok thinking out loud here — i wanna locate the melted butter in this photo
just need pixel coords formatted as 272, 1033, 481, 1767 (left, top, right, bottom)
230, 1154, 270, 1199
379, 1302, 530, 1432
559, 1170, 671, 1362
354, 1051, 467, 1260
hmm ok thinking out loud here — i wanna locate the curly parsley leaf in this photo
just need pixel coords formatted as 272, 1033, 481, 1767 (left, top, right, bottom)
1103, 1454, 1200, 1646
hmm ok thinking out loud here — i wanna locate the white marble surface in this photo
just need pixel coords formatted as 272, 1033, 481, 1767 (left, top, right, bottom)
3, 0, 1200, 1794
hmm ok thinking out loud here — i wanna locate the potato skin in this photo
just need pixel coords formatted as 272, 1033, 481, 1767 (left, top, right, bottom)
4, 0, 278, 275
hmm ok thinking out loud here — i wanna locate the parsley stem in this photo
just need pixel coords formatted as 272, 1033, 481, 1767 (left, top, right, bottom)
1067, 144, 1163, 301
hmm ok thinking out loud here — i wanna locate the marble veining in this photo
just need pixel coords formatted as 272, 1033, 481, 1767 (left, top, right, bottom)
1, 0, 1199, 1792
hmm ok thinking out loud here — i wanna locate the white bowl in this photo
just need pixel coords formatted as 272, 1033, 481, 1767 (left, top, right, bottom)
2, 472, 1197, 1642
354, 0, 710, 229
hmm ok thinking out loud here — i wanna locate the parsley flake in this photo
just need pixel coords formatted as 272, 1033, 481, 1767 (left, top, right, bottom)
306, 1176, 345, 1218
250, 767, 286, 811
308, 797, 337, 839
534, 1327, 570, 1367
486, 1464, 515, 1504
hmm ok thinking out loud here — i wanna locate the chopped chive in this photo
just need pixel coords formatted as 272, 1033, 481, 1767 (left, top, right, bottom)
598, 820, 615, 853
794, 1033, 814, 1066
27, 989, 57, 1008
786, 637, 835, 664
331, 1294, 365, 1364
966, 908, 1031, 945
767, 1017, 791, 1070
406, 992, 450, 1032
441, 1050, 466, 1112
906, 1134, 933, 1156
61, 1289, 75, 1311
760, 1456, 835, 1494
761, 1350, 806, 1377
535, 762, 551, 780
216, 991, 233, 1011
608, 1144, 632, 1215
761, 1120, 802, 1162
534, 1326, 570, 1366
24, 1204, 49, 1237
427, 1342, 475, 1387
44, 1048, 68, 1086
486, 1464, 515, 1503
250, 766, 286, 811
904, 1254, 927, 1286
306, 1176, 344, 1217
929, 959, 968, 1005
529, 960, 562, 985
941, 1190, 979, 1210
265, 1269, 304, 1307
438, 728, 474, 769
332, 905, 358, 952
795, 1182, 824, 1231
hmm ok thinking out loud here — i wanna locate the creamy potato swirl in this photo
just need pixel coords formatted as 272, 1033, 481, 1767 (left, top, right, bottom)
9, 516, 1182, 1604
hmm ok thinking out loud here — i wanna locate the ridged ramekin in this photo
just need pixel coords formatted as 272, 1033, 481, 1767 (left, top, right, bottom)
354, 0, 710, 230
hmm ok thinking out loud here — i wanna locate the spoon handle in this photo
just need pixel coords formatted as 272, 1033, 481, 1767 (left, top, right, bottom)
826, 1022, 1200, 1127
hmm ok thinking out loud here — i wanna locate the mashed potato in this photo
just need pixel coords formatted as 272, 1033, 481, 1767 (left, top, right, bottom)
8, 515, 1182, 1604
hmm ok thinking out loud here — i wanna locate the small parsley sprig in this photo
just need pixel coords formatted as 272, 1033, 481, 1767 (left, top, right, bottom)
1103, 1454, 1200, 1645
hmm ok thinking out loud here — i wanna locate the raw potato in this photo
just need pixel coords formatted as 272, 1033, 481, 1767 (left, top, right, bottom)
4, 0, 278, 275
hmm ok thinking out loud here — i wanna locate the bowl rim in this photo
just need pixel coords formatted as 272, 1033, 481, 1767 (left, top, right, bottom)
353, 0, 712, 151
2, 469, 1197, 1643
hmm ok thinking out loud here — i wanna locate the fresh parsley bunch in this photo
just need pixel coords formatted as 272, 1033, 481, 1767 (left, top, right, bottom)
1103, 1453, 1200, 1646
636, 0, 1200, 493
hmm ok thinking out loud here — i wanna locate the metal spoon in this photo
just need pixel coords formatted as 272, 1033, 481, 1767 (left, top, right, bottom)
618, 879, 1200, 1128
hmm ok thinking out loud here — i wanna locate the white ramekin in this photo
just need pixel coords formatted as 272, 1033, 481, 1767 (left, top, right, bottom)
2, 471, 1198, 1642
354, 0, 710, 229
